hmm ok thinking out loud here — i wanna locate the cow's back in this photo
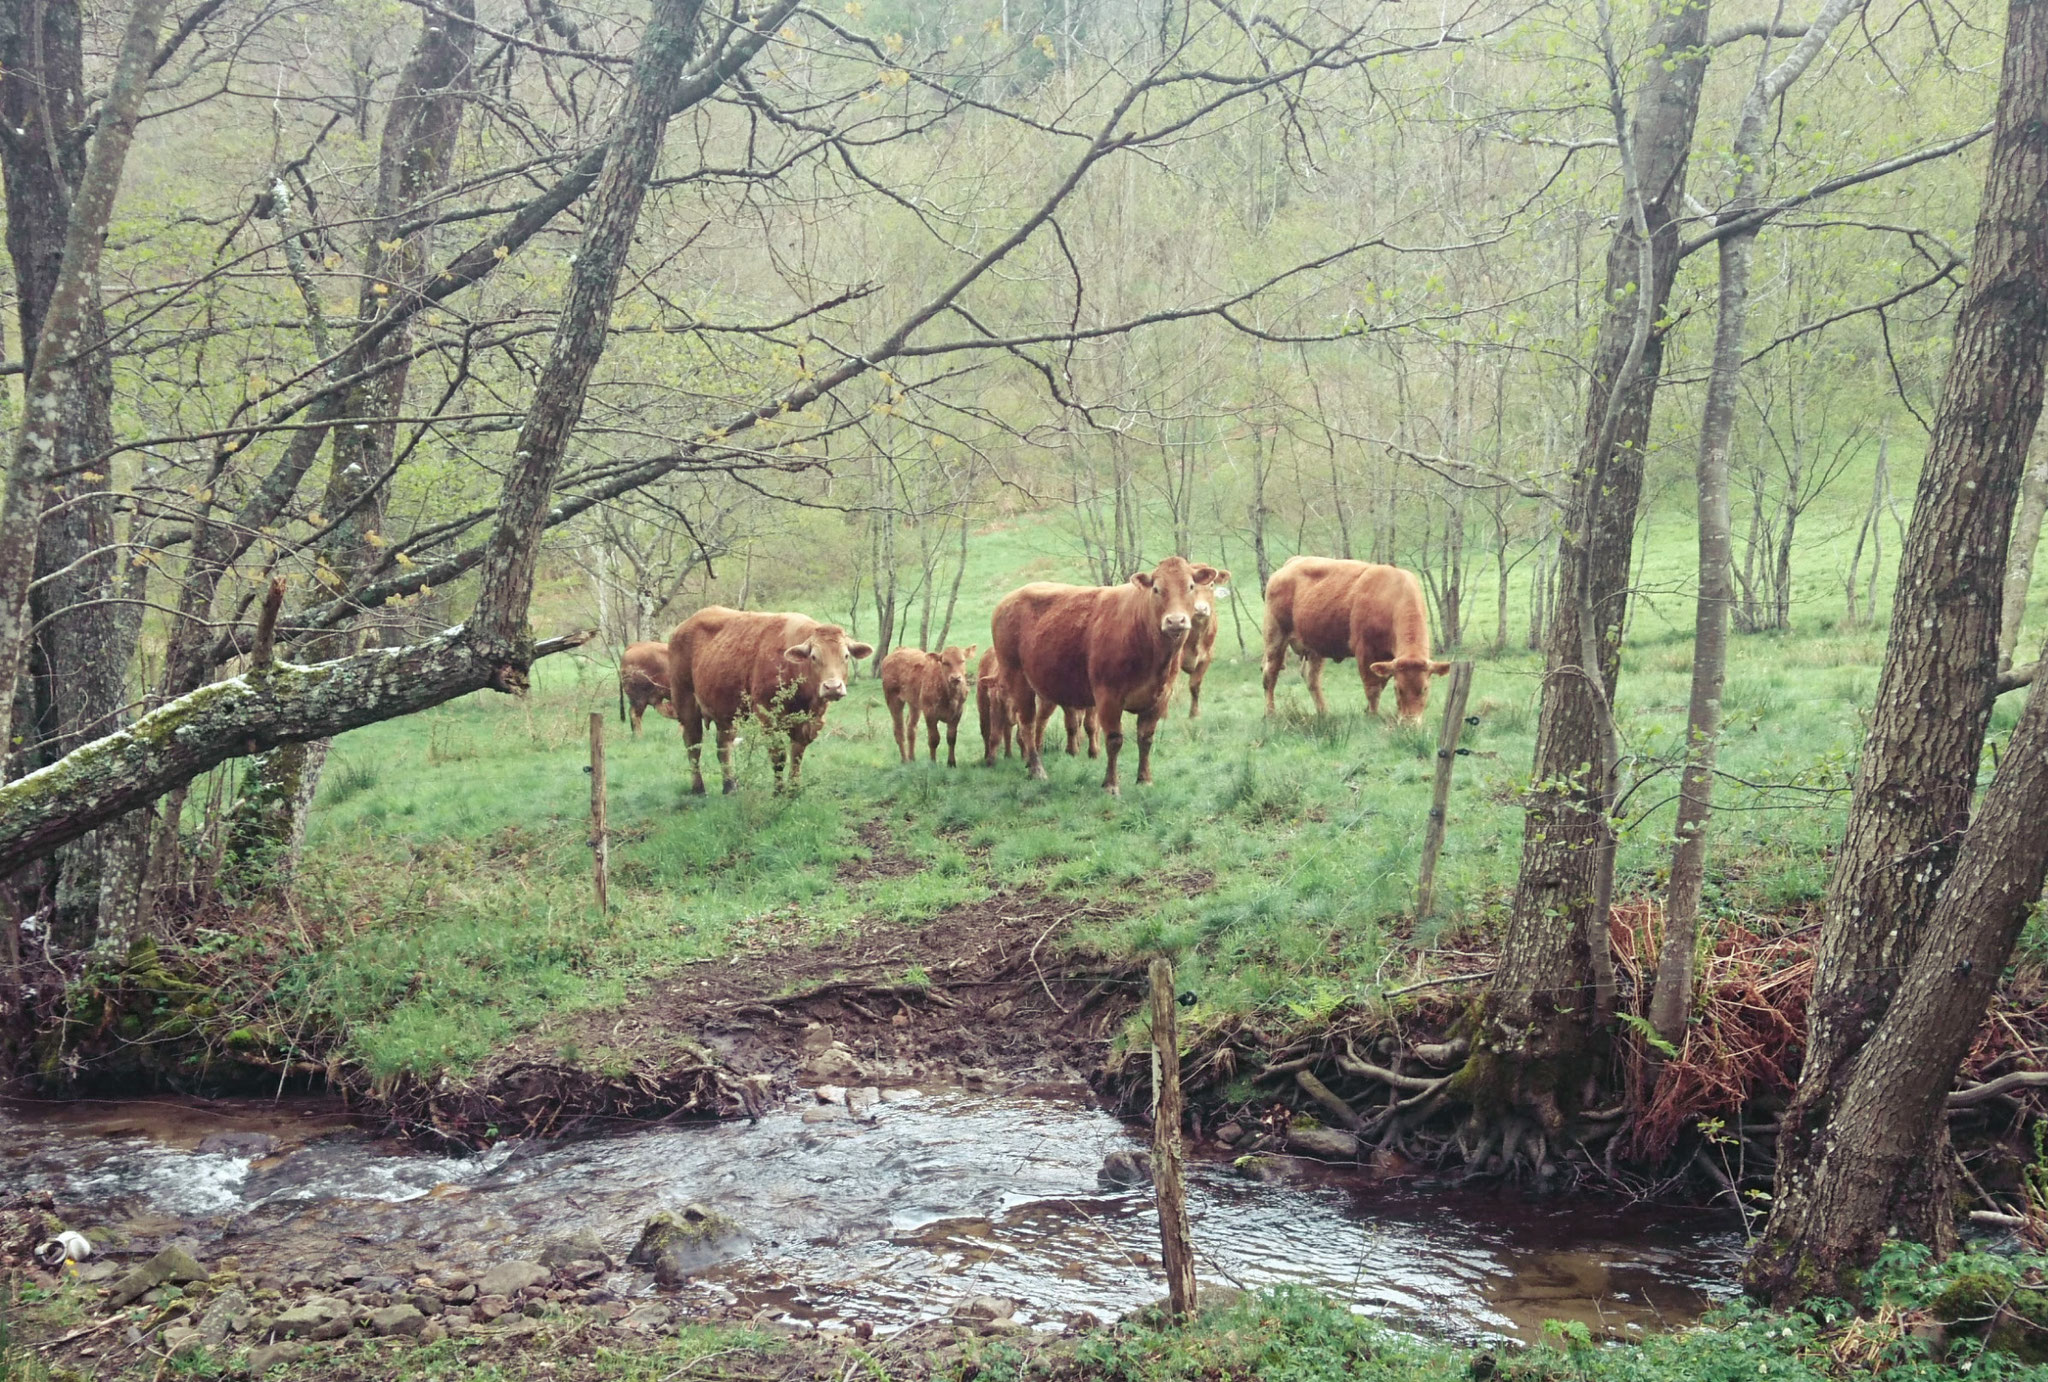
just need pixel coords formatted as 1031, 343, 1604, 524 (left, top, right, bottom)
622, 640, 669, 685
1272, 557, 1401, 661
994, 583, 1105, 709
1346, 563, 1432, 662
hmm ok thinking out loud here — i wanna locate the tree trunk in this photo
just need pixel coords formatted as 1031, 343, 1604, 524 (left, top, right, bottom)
1654, 0, 1860, 1051
0, 0, 167, 787
225, 1, 478, 885
1473, 0, 1713, 1145
2000, 437, 2048, 666
1751, 0, 2048, 1297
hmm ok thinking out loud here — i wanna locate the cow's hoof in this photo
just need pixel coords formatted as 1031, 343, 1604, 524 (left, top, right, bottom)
689, 783, 706, 797
722, 781, 736, 795
1105, 784, 1122, 798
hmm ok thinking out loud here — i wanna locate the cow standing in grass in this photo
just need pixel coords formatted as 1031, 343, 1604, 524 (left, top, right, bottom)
992, 556, 1216, 794
882, 644, 977, 766
1261, 557, 1449, 724
667, 608, 873, 794
1182, 566, 1229, 718
618, 641, 676, 734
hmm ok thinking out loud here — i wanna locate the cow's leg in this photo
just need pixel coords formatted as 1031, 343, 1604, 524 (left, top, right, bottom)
926, 712, 942, 763
1304, 655, 1331, 715
1262, 617, 1290, 715
1012, 681, 1047, 779
681, 700, 707, 795
1360, 664, 1387, 718
905, 706, 922, 763
1061, 707, 1078, 756
715, 720, 738, 794
945, 715, 959, 767
1187, 661, 1207, 719
1086, 708, 1101, 758
1135, 701, 1164, 786
1028, 700, 1056, 780
787, 728, 812, 793
630, 697, 646, 735
1096, 692, 1127, 796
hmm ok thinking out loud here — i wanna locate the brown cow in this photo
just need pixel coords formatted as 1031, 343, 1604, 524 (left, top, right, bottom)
1181, 566, 1230, 718
1261, 557, 1449, 723
881, 644, 978, 766
667, 607, 873, 794
618, 641, 675, 734
992, 556, 1216, 794
977, 647, 1015, 764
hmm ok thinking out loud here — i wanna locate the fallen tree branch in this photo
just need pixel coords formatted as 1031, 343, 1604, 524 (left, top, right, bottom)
1380, 970, 1495, 999
1948, 1068, 2048, 1108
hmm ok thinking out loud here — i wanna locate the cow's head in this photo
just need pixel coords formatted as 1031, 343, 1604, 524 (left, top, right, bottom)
1369, 657, 1453, 725
1191, 567, 1230, 629
785, 626, 874, 702
1129, 556, 1218, 640
939, 644, 976, 697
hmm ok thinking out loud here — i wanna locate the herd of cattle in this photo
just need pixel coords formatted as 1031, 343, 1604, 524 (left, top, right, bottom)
616, 555, 1452, 795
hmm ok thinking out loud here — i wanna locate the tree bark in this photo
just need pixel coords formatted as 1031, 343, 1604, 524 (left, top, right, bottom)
1654, 0, 1863, 1052
1751, 0, 2048, 1296
2000, 437, 2048, 666
0, 0, 167, 786
1475, 0, 1713, 1138
224, 1, 477, 881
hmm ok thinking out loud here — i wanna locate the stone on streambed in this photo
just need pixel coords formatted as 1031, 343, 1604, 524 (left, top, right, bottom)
197, 1131, 279, 1158
196, 1287, 250, 1346
108, 1245, 209, 1306
370, 1303, 428, 1337
538, 1229, 612, 1269
953, 1296, 1017, 1324
266, 1295, 352, 1340
473, 1261, 550, 1297
161, 1324, 203, 1358
246, 1340, 303, 1375
627, 1204, 750, 1287
1097, 1149, 1153, 1188
1285, 1126, 1361, 1161
805, 1046, 864, 1082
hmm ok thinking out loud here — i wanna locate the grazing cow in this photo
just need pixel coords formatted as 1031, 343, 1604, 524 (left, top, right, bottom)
668, 607, 873, 794
881, 644, 978, 766
992, 556, 1217, 794
618, 641, 676, 734
1261, 557, 1449, 724
1181, 566, 1230, 718
977, 647, 1017, 764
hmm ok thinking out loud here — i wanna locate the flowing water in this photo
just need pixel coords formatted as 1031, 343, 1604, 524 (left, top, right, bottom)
2, 1086, 1743, 1344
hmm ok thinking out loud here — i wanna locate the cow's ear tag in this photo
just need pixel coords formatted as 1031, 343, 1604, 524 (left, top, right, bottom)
1215, 586, 1231, 598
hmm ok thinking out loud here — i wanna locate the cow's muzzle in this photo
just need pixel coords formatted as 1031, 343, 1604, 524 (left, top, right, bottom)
1161, 614, 1192, 635
821, 680, 848, 700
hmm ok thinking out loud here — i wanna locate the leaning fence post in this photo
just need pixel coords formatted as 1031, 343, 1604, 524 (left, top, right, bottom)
1148, 956, 1197, 1318
588, 712, 610, 917
1415, 660, 1476, 920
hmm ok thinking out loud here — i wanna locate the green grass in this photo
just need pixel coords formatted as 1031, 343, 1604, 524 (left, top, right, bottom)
249, 429, 2048, 1086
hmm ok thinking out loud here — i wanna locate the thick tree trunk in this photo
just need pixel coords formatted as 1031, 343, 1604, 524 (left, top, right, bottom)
1474, 0, 1713, 1140
1654, 0, 1861, 1051
226, 2, 477, 882
1751, 632, 2048, 1302
0, 0, 166, 772
1751, 0, 2048, 1297
1, 0, 136, 941
2000, 438, 2048, 666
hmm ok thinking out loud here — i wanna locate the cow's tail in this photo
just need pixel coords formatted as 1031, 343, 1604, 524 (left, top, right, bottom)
617, 663, 627, 724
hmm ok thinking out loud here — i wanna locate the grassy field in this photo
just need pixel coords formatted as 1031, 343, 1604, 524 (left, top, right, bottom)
257, 435, 2033, 1090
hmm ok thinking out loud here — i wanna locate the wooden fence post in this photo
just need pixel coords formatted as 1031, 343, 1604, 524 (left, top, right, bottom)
1148, 956, 1197, 1318
588, 712, 610, 917
1414, 660, 1476, 920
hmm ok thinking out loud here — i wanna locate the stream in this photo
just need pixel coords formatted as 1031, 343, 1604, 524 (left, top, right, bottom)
2, 1086, 1743, 1345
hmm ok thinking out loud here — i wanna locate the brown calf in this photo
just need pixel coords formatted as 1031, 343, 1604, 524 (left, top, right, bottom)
991, 555, 1216, 794
1261, 557, 1449, 724
618, 641, 675, 734
1181, 566, 1230, 718
881, 644, 978, 766
668, 607, 873, 794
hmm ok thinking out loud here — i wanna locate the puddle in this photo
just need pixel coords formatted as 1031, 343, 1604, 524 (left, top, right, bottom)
2, 1089, 1743, 1344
